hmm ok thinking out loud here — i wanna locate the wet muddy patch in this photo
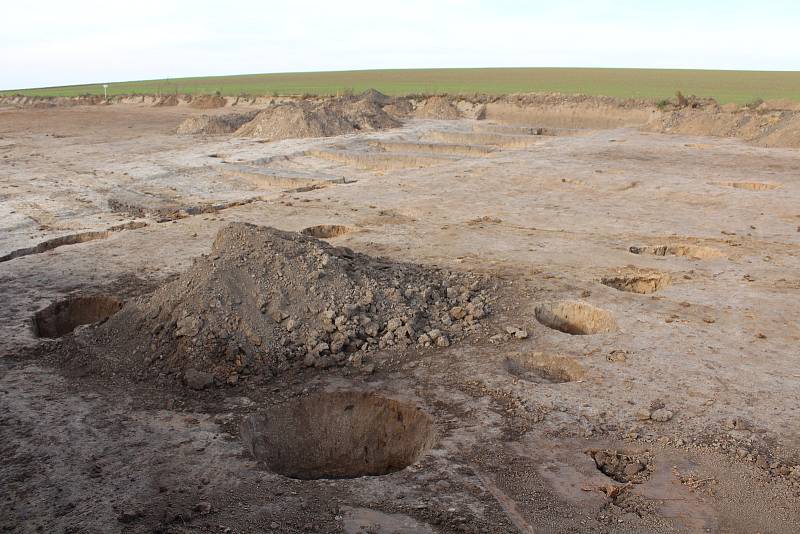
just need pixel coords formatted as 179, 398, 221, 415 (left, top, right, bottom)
534, 301, 618, 335
601, 270, 671, 294
504, 352, 586, 383
32, 296, 123, 338
240, 392, 434, 479
301, 224, 352, 239
629, 244, 723, 260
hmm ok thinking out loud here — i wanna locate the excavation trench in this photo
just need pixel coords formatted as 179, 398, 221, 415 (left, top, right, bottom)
306, 149, 450, 171
32, 296, 124, 338
301, 224, 352, 239
629, 244, 723, 260
504, 352, 586, 383
534, 301, 618, 335
240, 392, 434, 479
601, 271, 671, 294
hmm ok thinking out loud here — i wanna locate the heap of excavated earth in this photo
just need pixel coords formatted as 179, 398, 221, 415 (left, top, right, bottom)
76, 223, 491, 388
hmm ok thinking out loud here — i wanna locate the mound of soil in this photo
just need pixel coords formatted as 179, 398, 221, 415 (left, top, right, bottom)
77, 223, 490, 387
235, 98, 400, 140
176, 111, 258, 135
189, 94, 227, 109
383, 99, 414, 118
154, 95, 179, 107
414, 96, 462, 119
359, 88, 393, 105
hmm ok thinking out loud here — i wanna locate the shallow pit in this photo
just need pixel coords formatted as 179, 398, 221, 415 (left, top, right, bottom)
718, 181, 780, 191
601, 270, 671, 294
629, 244, 723, 260
534, 301, 618, 335
240, 392, 435, 479
32, 295, 123, 338
301, 224, 352, 239
587, 449, 652, 483
504, 352, 586, 383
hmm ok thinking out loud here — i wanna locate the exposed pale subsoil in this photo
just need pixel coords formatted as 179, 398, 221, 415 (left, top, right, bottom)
1, 97, 800, 533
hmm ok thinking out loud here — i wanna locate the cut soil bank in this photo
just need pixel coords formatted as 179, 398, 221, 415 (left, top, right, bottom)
240, 392, 434, 479
74, 223, 490, 385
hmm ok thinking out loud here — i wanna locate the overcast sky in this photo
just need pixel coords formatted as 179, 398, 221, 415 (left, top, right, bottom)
2, 0, 798, 89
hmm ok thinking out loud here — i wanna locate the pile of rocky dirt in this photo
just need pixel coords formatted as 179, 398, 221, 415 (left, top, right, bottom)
413, 96, 462, 119
176, 111, 258, 135
359, 88, 393, 105
234, 97, 400, 140
75, 223, 491, 388
189, 94, 227, 109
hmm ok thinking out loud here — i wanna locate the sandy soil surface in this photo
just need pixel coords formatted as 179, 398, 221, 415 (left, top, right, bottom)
1, 100, 800, 533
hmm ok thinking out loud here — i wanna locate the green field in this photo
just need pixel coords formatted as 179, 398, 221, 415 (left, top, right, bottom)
3, 68, 800, 104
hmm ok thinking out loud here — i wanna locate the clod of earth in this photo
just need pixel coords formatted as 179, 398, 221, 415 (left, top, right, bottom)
504, 352, 586, 383
240, 392, 434, 479
32, 296, 123, 338
300, 224, 352, 239
628, 244, 723, 260
534, 300, 618, 335
601, 270, 671, 294
587, 449, 652, 483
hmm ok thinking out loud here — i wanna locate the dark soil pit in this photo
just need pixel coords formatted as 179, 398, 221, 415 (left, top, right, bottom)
587, 449, 653, 483
504, 352, 586, 383
240, 392, 435, 479
301, 224, 352, 239
32, 296, 123, 338
534, 301, 618, 335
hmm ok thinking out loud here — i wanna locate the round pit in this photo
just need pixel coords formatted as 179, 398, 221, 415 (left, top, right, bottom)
534, 300, 618, 335
504, 352, 586, 383
32, 295, 123, 338
301, 224, 351, 239
240, 392, 434, 479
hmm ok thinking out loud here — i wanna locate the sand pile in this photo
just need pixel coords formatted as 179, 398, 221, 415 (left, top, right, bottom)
176, 111, 258, 135
414, 96, 462, 119
234, 98, 400, 140
189, 94, 227, 109
79, 223, 490, 387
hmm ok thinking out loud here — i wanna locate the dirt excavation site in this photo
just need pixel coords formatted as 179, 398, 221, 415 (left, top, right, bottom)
1, 91, 800, 534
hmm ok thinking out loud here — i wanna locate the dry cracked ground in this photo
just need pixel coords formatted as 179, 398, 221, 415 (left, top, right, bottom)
1, 100, 800, 533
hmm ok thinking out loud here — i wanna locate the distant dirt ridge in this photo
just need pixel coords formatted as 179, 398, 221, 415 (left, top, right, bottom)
4, 91, 800, 148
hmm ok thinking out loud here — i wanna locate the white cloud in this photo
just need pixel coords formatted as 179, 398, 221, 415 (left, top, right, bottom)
1, 0, 797, 89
